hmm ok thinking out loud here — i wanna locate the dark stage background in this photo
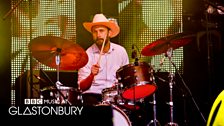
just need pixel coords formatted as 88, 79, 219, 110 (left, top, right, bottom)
0, 0, 11, 120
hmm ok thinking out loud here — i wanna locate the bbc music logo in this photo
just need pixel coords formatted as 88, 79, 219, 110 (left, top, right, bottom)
24, 98, 43, 105
8, 98, 84, 116
24, 98, 62, 105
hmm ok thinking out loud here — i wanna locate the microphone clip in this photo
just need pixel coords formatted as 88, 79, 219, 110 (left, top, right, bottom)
134, 57, 139, 66
131, 43, 140, 66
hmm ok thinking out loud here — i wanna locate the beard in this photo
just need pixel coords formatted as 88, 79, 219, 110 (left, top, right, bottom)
95, 37, 109, 47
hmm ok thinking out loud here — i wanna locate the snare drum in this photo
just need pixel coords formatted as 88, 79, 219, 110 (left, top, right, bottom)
116, 62, 157, 100
40, 85, 79, 105
102, 86, 141, 111
40, 86, 57, 100
102, 86, 119, 104
57, 86, 78, 105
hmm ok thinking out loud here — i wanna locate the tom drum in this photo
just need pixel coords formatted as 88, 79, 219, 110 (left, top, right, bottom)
116, 62, 157, 100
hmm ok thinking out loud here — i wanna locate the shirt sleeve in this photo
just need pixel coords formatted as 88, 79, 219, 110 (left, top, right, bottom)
77, 50, 92, 84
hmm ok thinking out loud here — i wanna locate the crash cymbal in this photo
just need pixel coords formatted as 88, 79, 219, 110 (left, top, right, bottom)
29, 36, 88, 70
141, 32, 196, 56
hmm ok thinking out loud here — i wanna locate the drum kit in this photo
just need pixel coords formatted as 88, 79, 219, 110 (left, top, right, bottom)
28, 32, 195, 125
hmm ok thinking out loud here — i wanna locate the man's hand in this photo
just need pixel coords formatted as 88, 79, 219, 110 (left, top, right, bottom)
91, 64, 100, 76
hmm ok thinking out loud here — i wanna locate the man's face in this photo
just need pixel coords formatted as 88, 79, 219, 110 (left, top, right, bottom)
91, 25, 110, 46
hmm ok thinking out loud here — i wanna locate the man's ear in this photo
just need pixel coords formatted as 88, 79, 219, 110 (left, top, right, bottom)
108, 30, 112, 37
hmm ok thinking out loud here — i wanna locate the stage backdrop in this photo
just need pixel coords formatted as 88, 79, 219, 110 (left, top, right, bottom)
10, 0, 189, 125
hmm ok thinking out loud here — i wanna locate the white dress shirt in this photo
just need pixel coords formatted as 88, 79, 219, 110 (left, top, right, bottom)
78, 42, 129, 94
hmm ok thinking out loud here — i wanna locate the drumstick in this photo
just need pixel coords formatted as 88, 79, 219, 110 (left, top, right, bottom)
93, 36, 106, 80
97, 36, 106, 65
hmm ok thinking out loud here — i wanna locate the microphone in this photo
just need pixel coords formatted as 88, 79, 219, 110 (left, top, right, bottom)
131, 44, 139, 66
131, 44, 137, 59
34, 74, 47, 83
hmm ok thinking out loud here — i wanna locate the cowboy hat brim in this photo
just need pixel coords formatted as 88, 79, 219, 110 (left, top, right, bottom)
83, 22, 120, 38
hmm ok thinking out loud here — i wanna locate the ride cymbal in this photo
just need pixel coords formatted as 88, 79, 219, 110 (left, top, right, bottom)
29, 36, 88, 70
141, 32, 196, 56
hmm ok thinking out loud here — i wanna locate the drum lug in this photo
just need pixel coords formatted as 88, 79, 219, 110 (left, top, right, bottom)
120, 83, 123, 88
50, 91, 54, 97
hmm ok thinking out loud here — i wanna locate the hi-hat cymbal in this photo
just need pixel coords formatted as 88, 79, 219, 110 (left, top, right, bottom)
29, 36, 88, 70
141, 32, 196, 56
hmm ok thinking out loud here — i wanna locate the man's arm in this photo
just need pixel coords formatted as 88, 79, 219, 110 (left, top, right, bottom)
79, 64, 100, 91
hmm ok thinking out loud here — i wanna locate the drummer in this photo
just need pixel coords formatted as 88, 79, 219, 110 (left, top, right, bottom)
77, 13, 129, 106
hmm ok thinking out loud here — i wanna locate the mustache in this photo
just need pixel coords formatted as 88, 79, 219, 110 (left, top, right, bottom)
97, 38, 105, 41
94, 38, 105, 42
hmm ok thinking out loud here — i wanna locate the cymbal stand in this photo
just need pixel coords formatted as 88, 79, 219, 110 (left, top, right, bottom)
147, 93, 161, 126
165, 47, 178, 126
76, 84, 84, 105
168, 51, 207, 124
55, 51, 63, 86
114, 80, 124, 106
55, 51, 71, 105
147, 68, 161, 126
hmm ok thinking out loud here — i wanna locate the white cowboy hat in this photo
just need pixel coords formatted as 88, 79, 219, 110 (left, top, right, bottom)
83, 13, 120, 38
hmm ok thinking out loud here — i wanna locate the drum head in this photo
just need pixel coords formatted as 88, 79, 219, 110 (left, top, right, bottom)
122, 84, 157, 100
96, 104, 132, 126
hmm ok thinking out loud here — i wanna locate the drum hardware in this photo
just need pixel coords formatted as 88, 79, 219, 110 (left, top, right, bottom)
147, 93, 161, 126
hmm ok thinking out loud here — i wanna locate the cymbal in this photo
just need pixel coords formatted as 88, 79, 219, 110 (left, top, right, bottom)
29, 36, 88, 70
141, 32, 196, 56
